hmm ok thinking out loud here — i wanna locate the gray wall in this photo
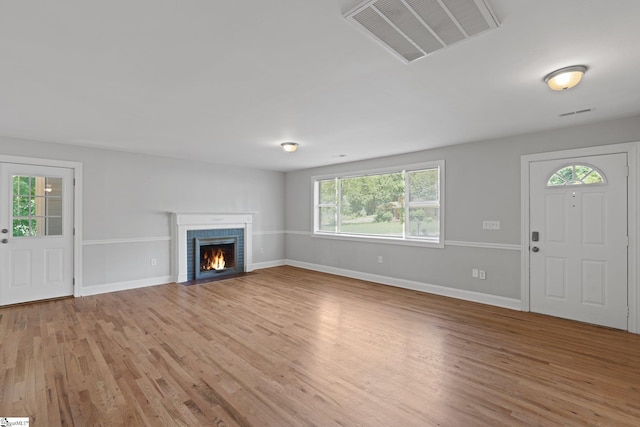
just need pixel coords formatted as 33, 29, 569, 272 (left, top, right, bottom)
0, 136, 285, 289
3, 113, 639, 298
284, 114, 640, 300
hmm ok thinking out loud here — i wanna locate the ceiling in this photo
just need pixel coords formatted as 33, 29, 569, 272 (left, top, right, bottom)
1, 0, 640, 172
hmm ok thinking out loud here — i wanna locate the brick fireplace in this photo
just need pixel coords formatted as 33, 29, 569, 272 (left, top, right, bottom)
171, 213, 253, 283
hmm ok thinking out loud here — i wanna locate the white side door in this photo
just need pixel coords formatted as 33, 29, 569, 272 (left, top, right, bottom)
529, 153, 628, 329
0, 163, 74, 305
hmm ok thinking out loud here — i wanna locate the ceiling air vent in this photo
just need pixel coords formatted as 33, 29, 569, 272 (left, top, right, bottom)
345, 0, 499, 64
559, 108, 593, 117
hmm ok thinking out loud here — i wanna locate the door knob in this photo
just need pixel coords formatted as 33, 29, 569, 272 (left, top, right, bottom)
531, 246, 539, 252
1, 239, 8, 244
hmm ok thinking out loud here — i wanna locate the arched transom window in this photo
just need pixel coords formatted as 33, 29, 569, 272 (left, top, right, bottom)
546, 164, 606, 187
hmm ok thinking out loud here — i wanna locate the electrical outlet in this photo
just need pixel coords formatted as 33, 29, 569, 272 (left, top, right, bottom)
378, 256, 383, 263
151, 258, 157, 266
479, 270, 486, 280
472, 268, 479, 278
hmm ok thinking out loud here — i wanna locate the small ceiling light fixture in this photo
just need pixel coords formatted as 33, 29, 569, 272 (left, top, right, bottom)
544, 65, 588, 91
281, 142, 299, 152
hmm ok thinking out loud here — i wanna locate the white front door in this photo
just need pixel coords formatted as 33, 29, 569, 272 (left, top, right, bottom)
529, 153, 628, 329
0, 163, 74, 305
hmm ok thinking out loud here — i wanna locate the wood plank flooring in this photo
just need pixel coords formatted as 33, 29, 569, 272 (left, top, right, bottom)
1, 265, 640, 426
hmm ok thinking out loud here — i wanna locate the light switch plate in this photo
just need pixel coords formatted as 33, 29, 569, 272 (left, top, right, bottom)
483, 220, 500, 230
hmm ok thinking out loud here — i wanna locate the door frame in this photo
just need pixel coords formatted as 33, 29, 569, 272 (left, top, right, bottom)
0, 154, 83, 298
521, 142, 638, 333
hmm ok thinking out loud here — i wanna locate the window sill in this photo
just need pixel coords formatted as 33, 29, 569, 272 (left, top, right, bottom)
311, 232, 444, 249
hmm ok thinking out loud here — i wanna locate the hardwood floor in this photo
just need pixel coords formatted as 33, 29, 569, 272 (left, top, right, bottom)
1, 266, 640, 426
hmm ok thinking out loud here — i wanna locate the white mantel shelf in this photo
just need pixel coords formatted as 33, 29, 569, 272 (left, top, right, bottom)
171, 213, 253, 283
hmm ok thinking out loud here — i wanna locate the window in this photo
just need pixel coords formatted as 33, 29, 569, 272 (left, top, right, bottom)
546, 164, 605, 187
314, 161, 444, 246
12, 175, 64, 237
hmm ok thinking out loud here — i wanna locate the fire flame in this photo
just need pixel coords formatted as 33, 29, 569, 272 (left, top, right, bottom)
202, 248, 226, 271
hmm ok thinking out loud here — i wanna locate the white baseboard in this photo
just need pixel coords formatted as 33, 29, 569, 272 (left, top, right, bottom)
77, 261, 288, 297
250, 260, 286, 271
284, 260, 522, 311
76, 261, 522, 312
80, 275, 172, 297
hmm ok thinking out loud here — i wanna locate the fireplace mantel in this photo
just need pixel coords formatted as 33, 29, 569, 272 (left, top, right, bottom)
171, 213, 253, 282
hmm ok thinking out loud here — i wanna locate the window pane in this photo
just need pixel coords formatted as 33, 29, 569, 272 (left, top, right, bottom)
340, 173, 403, 236
313, 161, 443, 244
340, 217, 403, 235
13, 219, 37, 237
11, 174, 65, 238
548, 174, 566, 186
13, 176, 22, 195
46, 197, 63, 217
12, 196, 22, 216
12, 195, 36, 216
547, 164, 605, 186
582, 170, 603, 184
409, 168, 439, 202
575, 165, 593, 180
46, 177, 63, 197
557, 166, 573, 181
34, 217, 46, 236
408, 207, 439, 238
319, 179, 336, 204
46, 217, 63, 236
318, 207, 337, 232
13, 176, 33, 196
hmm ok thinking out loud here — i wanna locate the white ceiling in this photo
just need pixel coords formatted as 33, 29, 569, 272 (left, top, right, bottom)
1, 0, 640, 172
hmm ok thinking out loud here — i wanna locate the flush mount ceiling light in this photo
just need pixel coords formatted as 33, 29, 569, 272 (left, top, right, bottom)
281, 142, 299, 152
544, 65, 588, 91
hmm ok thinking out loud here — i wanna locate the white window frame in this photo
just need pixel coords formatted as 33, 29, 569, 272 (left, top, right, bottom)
312, 160, 445, 248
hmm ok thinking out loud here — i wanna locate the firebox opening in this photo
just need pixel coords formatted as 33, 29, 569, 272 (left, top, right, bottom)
194, 236, 240, 280
200, 243, 235, 272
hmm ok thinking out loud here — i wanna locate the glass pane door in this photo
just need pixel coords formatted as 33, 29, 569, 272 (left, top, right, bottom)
12, 175, 64, 237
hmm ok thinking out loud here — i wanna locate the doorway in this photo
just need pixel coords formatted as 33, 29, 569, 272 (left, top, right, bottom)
521, 144, 638, 332
0, 157, 82, 305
